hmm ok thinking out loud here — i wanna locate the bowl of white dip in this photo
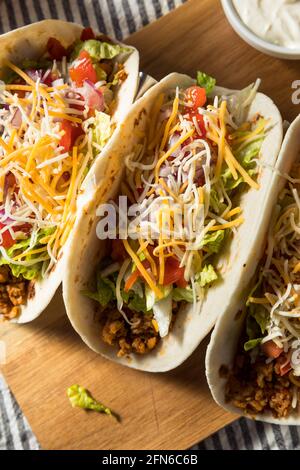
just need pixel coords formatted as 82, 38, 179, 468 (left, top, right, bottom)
221, 0, 300, 59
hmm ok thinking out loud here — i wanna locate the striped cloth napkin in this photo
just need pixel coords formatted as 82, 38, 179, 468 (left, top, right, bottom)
0, 0, 299, 451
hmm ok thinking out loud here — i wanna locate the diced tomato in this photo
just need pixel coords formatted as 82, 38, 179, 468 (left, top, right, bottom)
14, 89, 26, 99
59, 120, 84, 152
0, 224, 14, 249
163, 257, 187, 288
261, 340, 283, 359
188, 112, 206, 137
80, 27, 95, 41
111, 239, 127, 262
14, 223, 31, 234
69, 51, 97, 87
47, 38, 67, 61
185, 86, 207, 111
124, 260, 151, 292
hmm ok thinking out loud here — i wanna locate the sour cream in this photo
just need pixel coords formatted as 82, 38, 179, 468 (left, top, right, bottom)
233, 0, 300, 49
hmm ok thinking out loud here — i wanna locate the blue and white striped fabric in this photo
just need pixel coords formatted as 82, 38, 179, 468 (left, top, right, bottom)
0, 0, 184, 37
0, 0, 299, 451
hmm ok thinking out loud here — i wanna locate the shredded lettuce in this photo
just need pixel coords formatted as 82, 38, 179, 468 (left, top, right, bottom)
71, 39, 129, 62
244, 338, 262, 352
22, 59, 52, 70
224, 81, 260, 126
93, 111, 112, 150
244, 304, 269, 351
222, 137, 262, 191
122, 288, 148, 313
145, 284, 171, 311
83, 271, 149, 313
173, 286, 194, 303
94, 64, 107, 81
196, 71, 216, 95
197, 264, 218, 288
82, 274, 115, 307
152, 294, 172, 338
67, 384, 116, 418
209, 189, 227, 214
2, 59, 52, 84
0, 227, 55, 280
201, 230, 225, 255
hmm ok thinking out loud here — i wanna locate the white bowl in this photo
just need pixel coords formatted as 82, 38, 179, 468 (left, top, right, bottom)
221, 0, 300, 60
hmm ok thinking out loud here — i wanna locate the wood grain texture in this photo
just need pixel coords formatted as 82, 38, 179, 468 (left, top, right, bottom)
1, 288, 234, 450
2, 0, 299, 450
127, 0, 300, 123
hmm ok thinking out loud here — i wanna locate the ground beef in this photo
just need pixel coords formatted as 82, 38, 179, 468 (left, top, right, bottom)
6, 282, 27, 306
225, 348, 294, 419
0, 266, 28, 320
101, 309, 159, 357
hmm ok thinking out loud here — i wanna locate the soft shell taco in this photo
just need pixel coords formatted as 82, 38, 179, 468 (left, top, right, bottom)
0, 20, 138, 323
63, 72, 282, 371
206, 115, 300, 423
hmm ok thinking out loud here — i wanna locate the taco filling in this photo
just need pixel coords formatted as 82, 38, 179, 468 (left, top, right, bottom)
225, 164, 300, 418
0, 27, 131, 320
84, 72, 269, 357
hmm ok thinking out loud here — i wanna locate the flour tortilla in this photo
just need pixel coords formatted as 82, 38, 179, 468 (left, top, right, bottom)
206, 114, 300, 424
63, 72, 283, 371
0, 20, 139, 323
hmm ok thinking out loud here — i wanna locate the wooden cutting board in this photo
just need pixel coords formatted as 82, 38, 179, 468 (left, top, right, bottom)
1, 0, 300, 450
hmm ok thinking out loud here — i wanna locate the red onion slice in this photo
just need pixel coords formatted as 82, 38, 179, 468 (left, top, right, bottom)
80, 80, 104, 111
11, 108, 22, 128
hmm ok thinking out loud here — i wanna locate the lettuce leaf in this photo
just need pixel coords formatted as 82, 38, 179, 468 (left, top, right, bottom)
201, 230, 225, 254
222, 135, 263, 191
93, 111, 111, 150
67, 384, 116, 418
0, 227, 55, 280
8, 263, 42, 281
2, 59, 52, 84
94, 64, 107, 81
209, 188, 227, 214
122, 288, 148, 314
197, 264, 218, 288
82, 274, 115, 307
244, 338, 262, 352
243, 304, 269, 351
173, 286, 194, 303
196, 71, 216, 95
22, 59, 52, 70
145, 284, 171, 311
83, 271, 148, 313
71, 40, 129, 62
152, 294, 172, 338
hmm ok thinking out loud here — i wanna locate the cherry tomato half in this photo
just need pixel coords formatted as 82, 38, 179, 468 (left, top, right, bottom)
185, 86, 207, 111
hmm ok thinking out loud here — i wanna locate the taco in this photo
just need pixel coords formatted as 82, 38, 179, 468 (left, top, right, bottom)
63, 72, 282, 371
206, 115, 300, 423
0, 20, 138, 323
